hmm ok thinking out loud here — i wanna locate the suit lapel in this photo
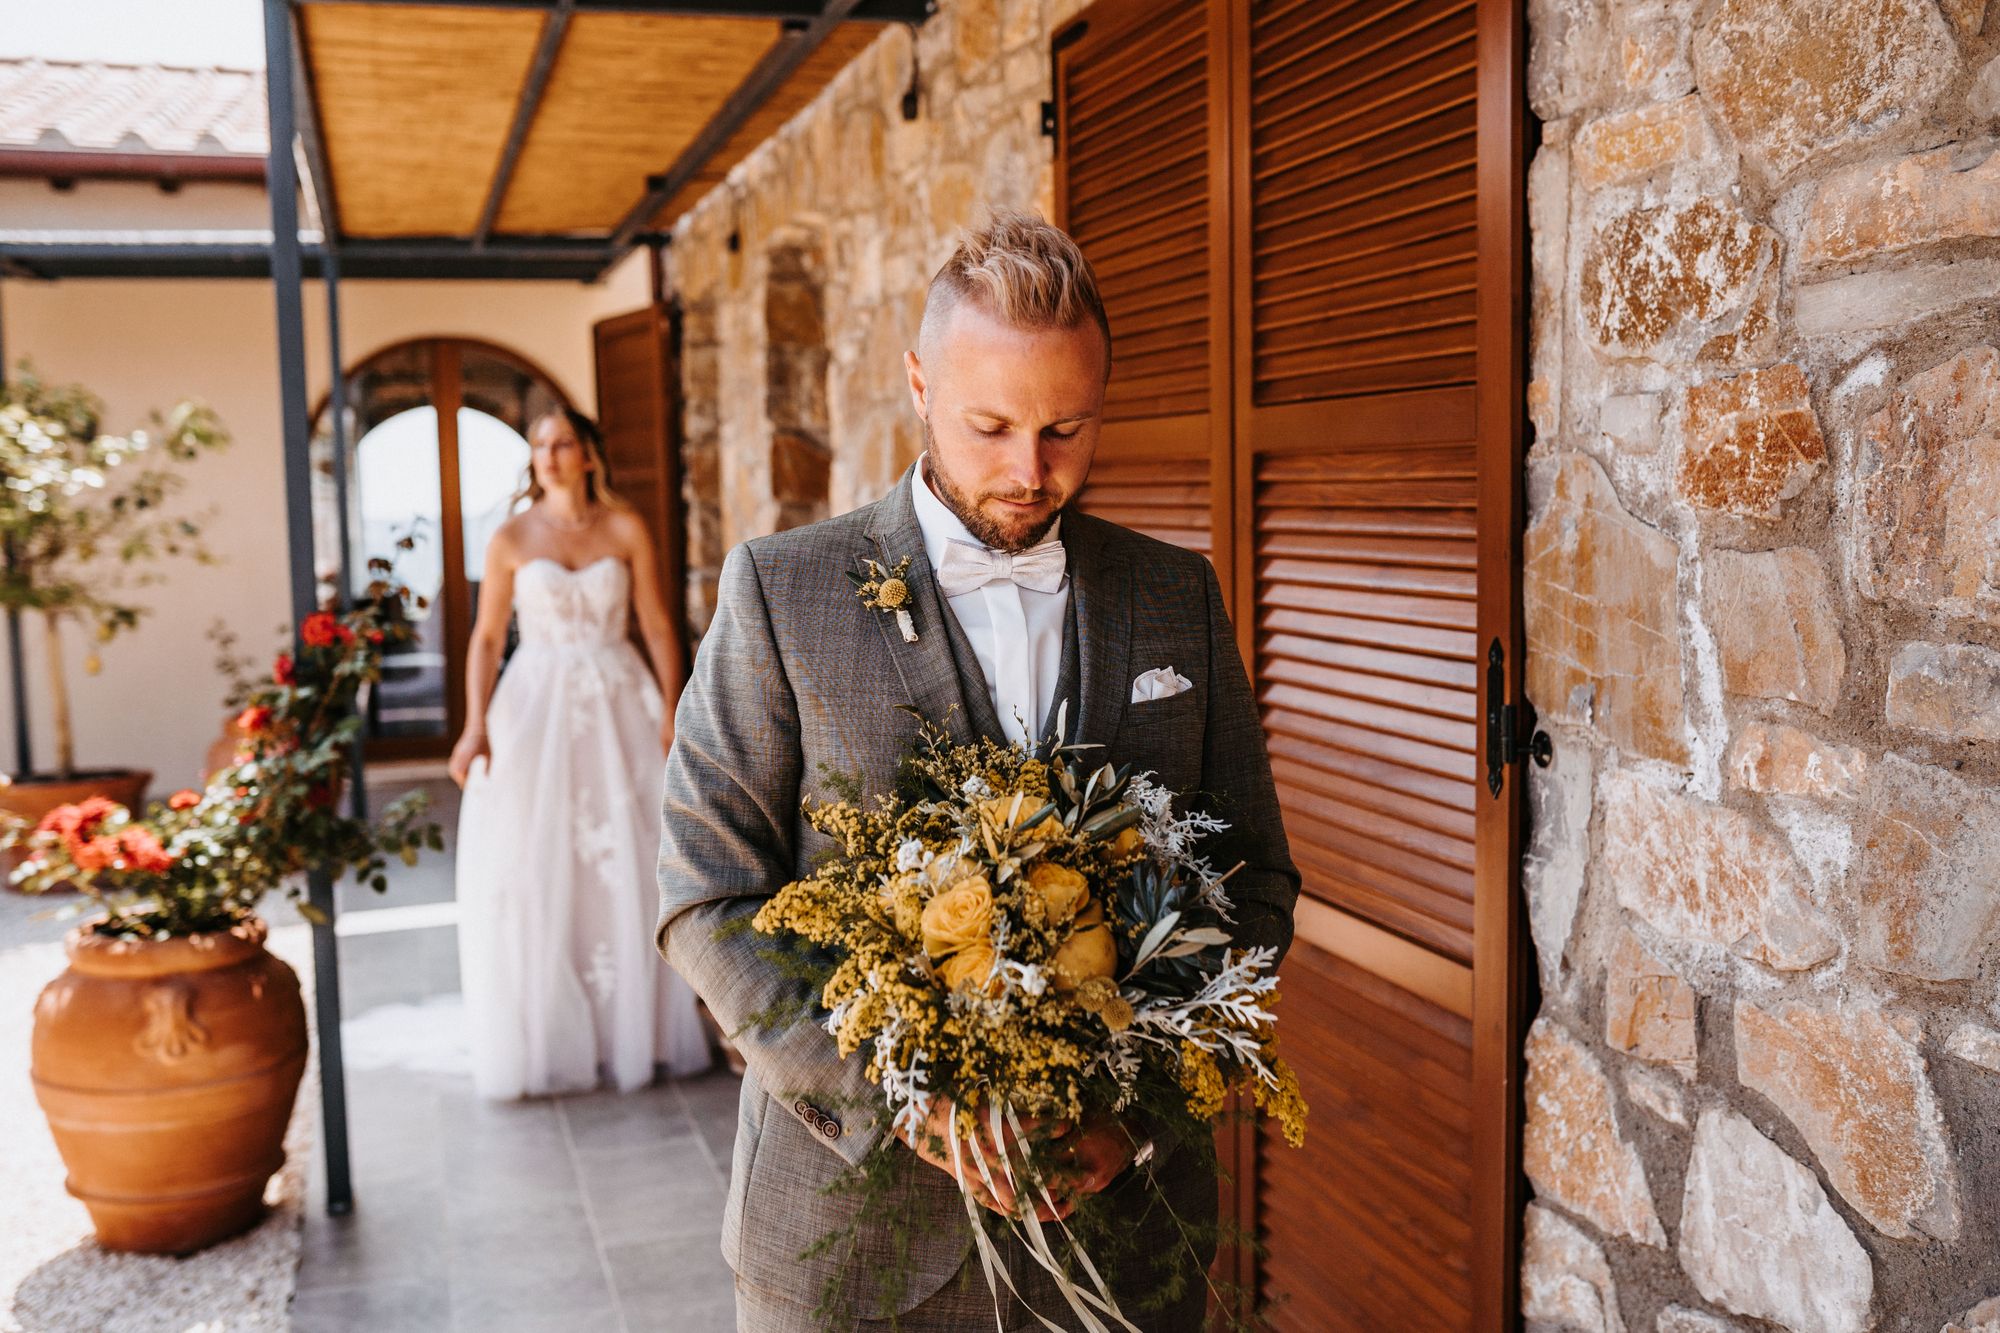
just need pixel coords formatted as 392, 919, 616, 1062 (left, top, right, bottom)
862, 464, 980, 745
1062, 511, 1131, 752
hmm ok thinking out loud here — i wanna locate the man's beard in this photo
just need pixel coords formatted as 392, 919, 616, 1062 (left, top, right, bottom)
922, 418, 1065, 553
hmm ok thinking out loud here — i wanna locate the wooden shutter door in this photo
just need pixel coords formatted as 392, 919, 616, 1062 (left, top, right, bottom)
1056, 0, 1231, 579
1229, 0, 1525, 1328
593, 304, 690, 715
1056, 1, 1528, 1327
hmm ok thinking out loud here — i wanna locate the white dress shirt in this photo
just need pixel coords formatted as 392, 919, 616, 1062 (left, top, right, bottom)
911, 453, 1070, 746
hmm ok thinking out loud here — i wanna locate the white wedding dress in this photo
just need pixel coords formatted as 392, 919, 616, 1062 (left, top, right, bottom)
456, 555, 711, 1099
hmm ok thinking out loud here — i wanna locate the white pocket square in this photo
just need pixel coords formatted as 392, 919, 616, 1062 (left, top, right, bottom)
1130, 666, 1193, 703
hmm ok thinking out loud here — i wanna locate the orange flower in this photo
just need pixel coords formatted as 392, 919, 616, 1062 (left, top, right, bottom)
71, 835, 119, 871
38, 796, 122, 842
167, 789, 201, 811
272, 653, 295, 685
236, 704, 273, 735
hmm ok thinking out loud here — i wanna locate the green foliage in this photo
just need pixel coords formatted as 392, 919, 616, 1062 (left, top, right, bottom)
0, 362, 227, 630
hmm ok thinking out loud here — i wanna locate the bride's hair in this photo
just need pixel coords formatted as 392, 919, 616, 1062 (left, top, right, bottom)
513, 406, 633, 514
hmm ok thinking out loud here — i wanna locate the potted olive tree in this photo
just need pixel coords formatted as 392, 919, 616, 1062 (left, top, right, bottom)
1, 579, 440, 1254
0, 365, 227, 836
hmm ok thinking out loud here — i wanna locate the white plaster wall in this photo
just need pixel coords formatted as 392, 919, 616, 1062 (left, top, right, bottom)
0, 247, 654, 793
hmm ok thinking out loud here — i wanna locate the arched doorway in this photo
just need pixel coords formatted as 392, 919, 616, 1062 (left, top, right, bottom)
311, 338, 570, 760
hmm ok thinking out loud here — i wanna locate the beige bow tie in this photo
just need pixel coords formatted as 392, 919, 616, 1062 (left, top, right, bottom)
934, 537, 1067, 598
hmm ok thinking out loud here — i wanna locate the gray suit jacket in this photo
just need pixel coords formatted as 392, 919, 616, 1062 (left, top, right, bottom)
655, 460, 1298, 1319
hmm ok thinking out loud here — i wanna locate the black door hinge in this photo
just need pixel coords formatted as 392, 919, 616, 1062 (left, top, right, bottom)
1486, 638, 1552, 798
1041, 99, 1058, 137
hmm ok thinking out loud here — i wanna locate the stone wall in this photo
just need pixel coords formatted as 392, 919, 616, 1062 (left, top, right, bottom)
1522, 1, 2000, 1330
669, 0, 1086, 633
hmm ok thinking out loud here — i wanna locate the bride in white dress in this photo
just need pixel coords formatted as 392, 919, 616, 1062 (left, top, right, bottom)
449, 406, 711, 1099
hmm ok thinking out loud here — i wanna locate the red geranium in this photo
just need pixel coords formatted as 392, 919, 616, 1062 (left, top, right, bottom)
37, 795, 122, 842
112, 826, 175, 873
236, 704, 273, 735
273, 653, 295, 685
167, 789, 201, 810
301, 611, 354, 649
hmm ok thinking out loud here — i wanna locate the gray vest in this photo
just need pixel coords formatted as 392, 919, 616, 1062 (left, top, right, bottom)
933, 578, 1084, 752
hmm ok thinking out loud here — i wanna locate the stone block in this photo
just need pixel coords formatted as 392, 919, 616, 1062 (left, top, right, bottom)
1942, 0, 1989, 37
1678, 365, 1827, 518
1796, 259, 2000, 337
1802, 143, 2000, 268
1625, 1067, 1689, 1129
952, 0, 1002, 82
769, 430, 830, 508
1529, 0, 1614, 120
1678, 1109, 1873, 1333
1948, 1297, 2000, 1333
1603, 929, 1697, 1077
1575, 97, 1720, 191
1735, 998, 1960, 1239
1523, 1018, 1667, 1247
1855, 346, 2000, 624
1599, 392, 1661, 454
1944, 1022, 2000, 1074
1616, 12, 1695, 103
1886, 640, 2000, 740
1530, 124, 1572, 446
1601, 769, 1836, 971
1724, 723, 1867, 800
1579, 197, 1779, 365
1974, 56, 2000, 121
1704, 548, 1846, 711
1854, 752, 2000, 981
1522, 1203, 1627, 1333
1656, 1309, 1746, 1333
1524, 454, 1690, 766
1525, 736, 1592, 995
1693, 0, 1954, 184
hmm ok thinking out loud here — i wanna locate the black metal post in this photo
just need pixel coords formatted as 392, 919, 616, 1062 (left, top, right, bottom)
0, 282, 28, 779
323, 248, 368, 824
265, 0, 353, 1216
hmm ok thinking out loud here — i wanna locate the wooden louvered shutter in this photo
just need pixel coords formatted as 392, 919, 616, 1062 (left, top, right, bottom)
593, 304, 690, 715
1054, 0, 1527, 1327
1230, 1, 1523, 1329
1057, 0, 1230, 579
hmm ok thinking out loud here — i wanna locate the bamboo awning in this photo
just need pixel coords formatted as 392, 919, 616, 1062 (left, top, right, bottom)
0, 0, 924, 280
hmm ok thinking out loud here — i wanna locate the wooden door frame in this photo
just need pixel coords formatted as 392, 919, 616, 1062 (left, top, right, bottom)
1470, 0, 1530, 1327
312, 335, 575, 761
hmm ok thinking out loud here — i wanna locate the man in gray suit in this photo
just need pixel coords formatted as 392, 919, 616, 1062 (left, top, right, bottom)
657, 210, 1298, 1332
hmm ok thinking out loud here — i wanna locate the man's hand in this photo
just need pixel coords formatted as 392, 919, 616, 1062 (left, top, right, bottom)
897, 1097, 1135, 1221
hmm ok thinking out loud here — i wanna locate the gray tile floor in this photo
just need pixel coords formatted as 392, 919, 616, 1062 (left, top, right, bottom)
291, 771, 740, 1333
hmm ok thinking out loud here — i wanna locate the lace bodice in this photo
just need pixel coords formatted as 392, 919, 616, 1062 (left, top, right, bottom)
512, 556, 631, 649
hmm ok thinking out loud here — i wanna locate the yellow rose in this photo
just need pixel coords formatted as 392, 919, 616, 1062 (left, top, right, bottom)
981, 794, 1052, 833
920, 878, 993, 958
938, 944, 1000, 995
1108, 824, 1144, 860
1051, 903, 1117, 991
1025, 861, 1089, 925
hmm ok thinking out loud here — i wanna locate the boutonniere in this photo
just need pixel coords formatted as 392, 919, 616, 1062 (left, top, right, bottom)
850, 555, 919, 643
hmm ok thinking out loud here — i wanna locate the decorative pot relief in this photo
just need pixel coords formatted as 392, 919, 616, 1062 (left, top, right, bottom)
134, 980, 209, 1063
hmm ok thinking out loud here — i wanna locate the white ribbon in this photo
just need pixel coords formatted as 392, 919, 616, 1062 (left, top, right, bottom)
944, 1102, 1142, 1333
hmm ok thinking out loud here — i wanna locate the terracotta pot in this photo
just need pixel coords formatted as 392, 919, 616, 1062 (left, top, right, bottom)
30, 915, 307, 1254
0, 768, 154, 892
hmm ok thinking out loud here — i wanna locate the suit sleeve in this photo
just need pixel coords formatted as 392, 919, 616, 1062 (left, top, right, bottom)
1198, 559, 1300, 963
655, 543, 883, 1166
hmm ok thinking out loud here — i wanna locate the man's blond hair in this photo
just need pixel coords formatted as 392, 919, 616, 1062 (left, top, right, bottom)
917, 208, 1111, 372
